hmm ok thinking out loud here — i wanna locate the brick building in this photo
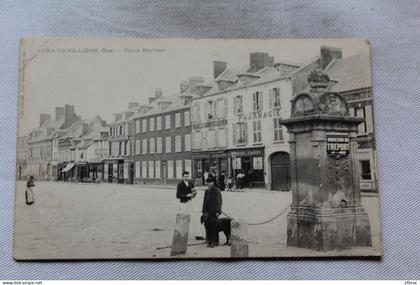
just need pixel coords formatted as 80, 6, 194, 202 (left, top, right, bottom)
129, 86, 194, 185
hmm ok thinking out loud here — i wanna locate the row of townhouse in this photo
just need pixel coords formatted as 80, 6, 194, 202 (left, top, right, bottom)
19, 45, 377, 192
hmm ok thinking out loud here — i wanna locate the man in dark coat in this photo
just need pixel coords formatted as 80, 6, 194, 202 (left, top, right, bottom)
176, 171, 204, 240
202, 178, 222, 247
218, 170, 226, 191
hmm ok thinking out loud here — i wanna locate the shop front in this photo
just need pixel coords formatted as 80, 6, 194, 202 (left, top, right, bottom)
104, 159, 125, 184
229, 147, 265, 188
77, 161, 104, 183
193, 151, 228, 185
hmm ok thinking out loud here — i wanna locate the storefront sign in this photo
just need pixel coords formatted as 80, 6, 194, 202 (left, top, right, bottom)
230, 149, 264, 157
237, 109, 282, 122
327, 134, 350, 157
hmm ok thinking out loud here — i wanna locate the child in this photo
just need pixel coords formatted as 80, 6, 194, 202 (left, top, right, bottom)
227, 176, 233, 192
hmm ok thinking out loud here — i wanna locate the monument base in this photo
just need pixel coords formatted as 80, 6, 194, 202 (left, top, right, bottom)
287, 205, 372, 251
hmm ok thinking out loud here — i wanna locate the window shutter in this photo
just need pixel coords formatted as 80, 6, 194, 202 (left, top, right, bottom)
232, 123, 237, 144
259, 91, 263, 110
269, 89, 273, 108
244, 122, 248, 143
223, 98, 227, 117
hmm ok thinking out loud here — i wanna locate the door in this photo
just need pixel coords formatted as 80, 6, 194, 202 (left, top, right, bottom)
108, 163, 113, 183
271, 152, 290, 191
242, 157, 251, 187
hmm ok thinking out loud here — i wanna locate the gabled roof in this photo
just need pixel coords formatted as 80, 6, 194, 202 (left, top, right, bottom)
325, 53, 372, 93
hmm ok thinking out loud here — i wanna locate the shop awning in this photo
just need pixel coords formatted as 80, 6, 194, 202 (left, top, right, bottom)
61, 163, 75, 173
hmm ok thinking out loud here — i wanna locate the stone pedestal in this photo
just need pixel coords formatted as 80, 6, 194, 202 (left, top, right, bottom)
282, 70, 372, 251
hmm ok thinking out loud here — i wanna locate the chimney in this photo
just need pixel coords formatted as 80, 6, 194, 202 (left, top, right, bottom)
213, 61, 227, 79
320, 46, 343, 70
155, 88, 163, 99
55, 107, 65, 121
128, 102, 139, 109
64, 104, 76, 128
188, 76, 204, 94
149, 97, 156, 104
180, 81, 189, 94
249, 52, 274, 72
39, 114, 50, 127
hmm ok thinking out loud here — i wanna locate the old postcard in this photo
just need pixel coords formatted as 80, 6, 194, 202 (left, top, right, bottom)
14, 38, 382, 259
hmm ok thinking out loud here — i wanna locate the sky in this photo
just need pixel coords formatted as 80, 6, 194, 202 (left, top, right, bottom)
18, 38, 370, 135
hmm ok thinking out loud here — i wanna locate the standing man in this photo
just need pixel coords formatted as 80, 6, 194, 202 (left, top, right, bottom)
25, 176, 35, 205
176, 171, 205, 240
202, 178, 222, 247
218, 170, 226, 191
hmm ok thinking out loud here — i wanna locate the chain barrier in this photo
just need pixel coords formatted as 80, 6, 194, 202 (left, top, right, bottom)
222, 204, 290, 226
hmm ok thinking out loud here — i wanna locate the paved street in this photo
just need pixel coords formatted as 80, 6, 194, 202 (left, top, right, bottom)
14, 181, 382, 259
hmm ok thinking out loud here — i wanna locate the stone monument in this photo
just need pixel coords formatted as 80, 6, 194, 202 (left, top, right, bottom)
281, 69, 372, 251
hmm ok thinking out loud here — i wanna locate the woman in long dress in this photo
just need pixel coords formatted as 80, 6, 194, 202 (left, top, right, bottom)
25, 176, 35, 205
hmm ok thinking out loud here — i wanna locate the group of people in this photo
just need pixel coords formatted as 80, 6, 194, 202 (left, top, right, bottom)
176, 171, 223, 248
203, 169, 236, 192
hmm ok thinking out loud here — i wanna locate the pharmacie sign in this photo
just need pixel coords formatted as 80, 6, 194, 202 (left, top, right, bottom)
237, 109, 282, 122
326, 134, 350, 157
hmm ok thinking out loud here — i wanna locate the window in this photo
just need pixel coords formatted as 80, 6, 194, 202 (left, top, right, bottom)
175, 135, 182, 152
142, 138, 147, 154
233, 122, 248, 144
270, 88, 281, 108
232, 157, 241, 169
142, 161, 147, 178
149, 138, 155, 154
233, 95, 243, 114
126, 140, 130, 155
360, 160, 372, 180
206, 100, 215, 120
156, 137, 162, 153
365, 105, 373, 133
135, 161, 140, 178
184, 159, 192, 175
109, 127, 113, 137
355, 107, 366, 134
135, 139, 141, 154
193, 130, 201, 150
192, 103, 201, 122
208, 129, 216, 148
150, 117, 155, 131
167, 160, 174, 178
253, 157, 263, 170
156, 116, 162, 130
155, 160, 161, 178
273, 118, 284, 141
218, 127, 227, 146
216, 98, 227, 118
148, 161, 154, 178
253, 91, 263, 111
175, 113, 181, 128
184, 111, 190, 126
176, 160, 183, 179
184, 134, 191, 151
165, 115, 171, 129
135, 120, 140, 133
142, 119, 147, 133
253, 121, 262, 143
165, 136, 171, 153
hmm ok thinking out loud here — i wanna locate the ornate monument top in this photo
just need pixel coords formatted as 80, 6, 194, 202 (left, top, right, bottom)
308, 68, 330, 91
289, 69, 350, 118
